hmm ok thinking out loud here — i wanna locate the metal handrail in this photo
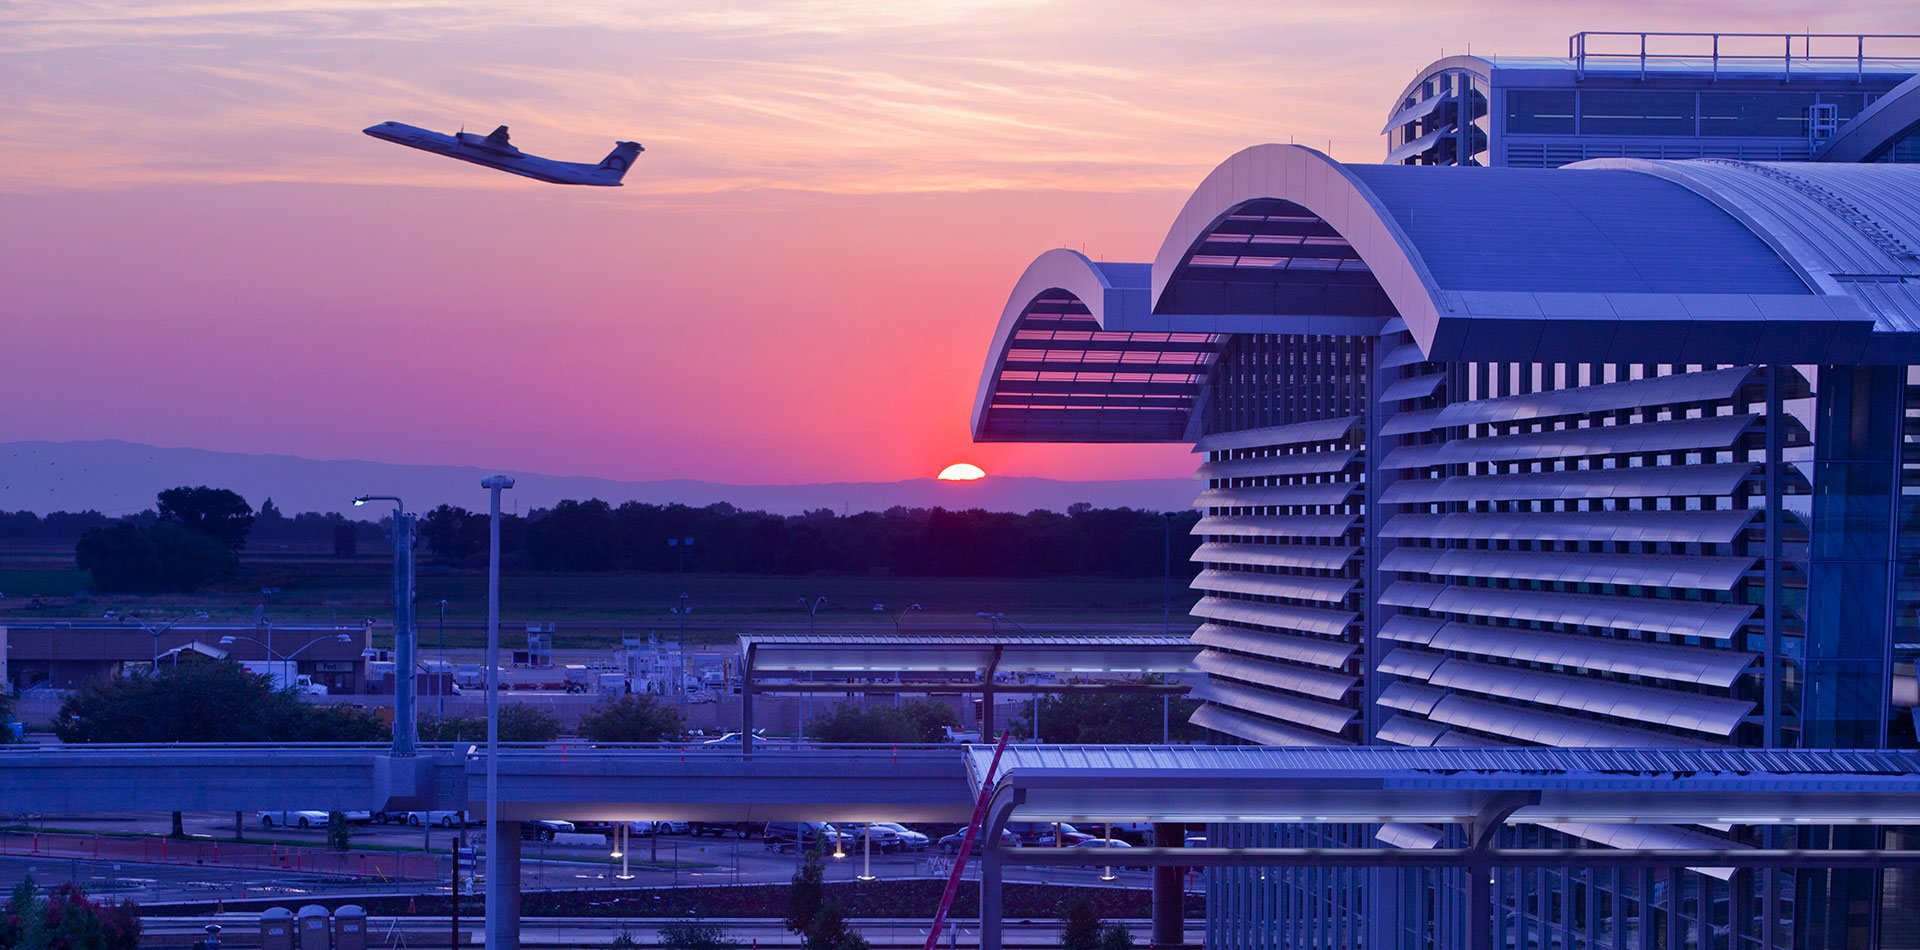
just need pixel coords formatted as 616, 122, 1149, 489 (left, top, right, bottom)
1567, 31, 1920, 82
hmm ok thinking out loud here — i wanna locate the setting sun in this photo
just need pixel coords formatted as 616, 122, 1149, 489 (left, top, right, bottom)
937, 463, 987, 481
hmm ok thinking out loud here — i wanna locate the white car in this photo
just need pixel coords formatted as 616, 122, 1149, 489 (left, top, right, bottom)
853, 821, 931, 852
257, 810, 329, 829
406, 810, 473, 828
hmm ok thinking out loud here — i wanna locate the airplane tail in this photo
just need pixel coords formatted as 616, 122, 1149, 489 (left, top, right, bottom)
597, 142, 644, 182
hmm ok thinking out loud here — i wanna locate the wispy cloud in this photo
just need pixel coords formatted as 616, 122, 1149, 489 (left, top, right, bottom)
0, 0, 1477, 196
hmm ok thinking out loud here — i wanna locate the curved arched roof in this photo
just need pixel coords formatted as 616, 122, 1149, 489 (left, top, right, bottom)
972, 145, 1920, 446
1151, 144, 1879, 363
1817, 72, 1920, 163
971, 249, 1221, 443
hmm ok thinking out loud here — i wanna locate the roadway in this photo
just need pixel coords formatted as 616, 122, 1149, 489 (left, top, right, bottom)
138, 915, 1203, 948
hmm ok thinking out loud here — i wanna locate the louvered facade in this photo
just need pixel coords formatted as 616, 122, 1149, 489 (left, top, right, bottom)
969, 46, 1920, 943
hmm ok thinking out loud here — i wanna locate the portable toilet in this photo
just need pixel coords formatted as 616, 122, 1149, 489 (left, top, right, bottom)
296, 905, 331, 950
332, 905, 367, 950
258, 907, 294, 950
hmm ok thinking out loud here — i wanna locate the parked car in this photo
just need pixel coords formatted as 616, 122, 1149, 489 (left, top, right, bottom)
853, 822, 931, 852
1076, 837, 1143, 870
938, 828, 1018, 853
691, 821, 755, 838
342, 810, 374, 825
522, 819, 577, 841
762, 821, 844, 851
656, 820, 690, 835
406, 810, 474, 828
1007, 821, 1092, 847
256, 810, 328, 829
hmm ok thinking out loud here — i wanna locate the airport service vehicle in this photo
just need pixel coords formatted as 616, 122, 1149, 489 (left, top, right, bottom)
257, 810, 328, 829
364, 122, 643, 187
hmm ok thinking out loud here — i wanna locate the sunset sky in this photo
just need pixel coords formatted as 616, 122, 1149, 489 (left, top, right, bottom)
4, 1, 1912, 485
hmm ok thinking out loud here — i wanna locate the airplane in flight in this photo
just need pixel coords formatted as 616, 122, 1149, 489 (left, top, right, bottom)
363, 121, 643, 186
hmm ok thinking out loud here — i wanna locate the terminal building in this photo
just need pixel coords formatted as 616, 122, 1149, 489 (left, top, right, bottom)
971, 32, 1920, 949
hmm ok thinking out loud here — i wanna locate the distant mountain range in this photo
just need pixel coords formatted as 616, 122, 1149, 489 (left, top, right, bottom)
0, 440, 1196, 517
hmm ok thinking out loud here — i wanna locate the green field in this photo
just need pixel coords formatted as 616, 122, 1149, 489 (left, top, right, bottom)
0, 544, 1197, 649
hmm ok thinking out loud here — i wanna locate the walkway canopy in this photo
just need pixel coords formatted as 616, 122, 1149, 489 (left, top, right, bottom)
739, 632, 1196, 682
966, 745, 1920, 826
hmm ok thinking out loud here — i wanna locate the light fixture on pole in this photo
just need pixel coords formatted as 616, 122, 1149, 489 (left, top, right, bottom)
857, 824, 874, 881
218, 632, 351, 685
798, 596, 828, 741
354, 494, 418, 757
478, 474, 514, 950
977, 611, 1042, 741
668, 537, 693, 703
127, 611, 209, 672
890, 603, 922, 632
436, 598, 449, 720
831, 824, 846, 860
614, 822, 633, 881
1100, 822, 1116, 882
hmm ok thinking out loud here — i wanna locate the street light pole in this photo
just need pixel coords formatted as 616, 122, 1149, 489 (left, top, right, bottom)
436, 599, 449, 720
799, 596, 827, 741
668, 537, 693, 703
355, 495, 416, 757
126, 611, 208, 673
978, 611, 1043, 741
480, 475, 514, 950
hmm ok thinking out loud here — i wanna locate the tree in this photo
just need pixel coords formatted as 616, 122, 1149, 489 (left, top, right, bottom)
807, 700, 955, 744
1, 878, 140, 950
74, 520, 234, 593
0, 691, 17, 745
156, 485, 254, 551
576, 695, 683, 743
53, 661, 383, 744
421, 505, 484, 562
803, 902, 869, 950
1011, 676, 1204, 744
327, 811, 351, 852
1057, 897, 1130, 950
896, 697, 960, 743
783, 843, 828, 937
332, 523, 359, 557
420, 705, 563, 744
654, 921, 739, 949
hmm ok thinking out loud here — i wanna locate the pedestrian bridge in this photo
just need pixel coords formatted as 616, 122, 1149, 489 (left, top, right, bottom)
0, 743, 975, 819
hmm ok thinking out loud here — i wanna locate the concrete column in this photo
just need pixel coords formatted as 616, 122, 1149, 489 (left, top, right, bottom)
980, 683, 994, 739
1466, 857, 1491, 950
486, 820, 521, 950
980, 843, 1003, 950
1151, 823, 1185, 947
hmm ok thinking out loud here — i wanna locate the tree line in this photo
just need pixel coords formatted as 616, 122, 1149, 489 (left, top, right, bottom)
46, 485, 1203, 593
423, 499, 1203, 578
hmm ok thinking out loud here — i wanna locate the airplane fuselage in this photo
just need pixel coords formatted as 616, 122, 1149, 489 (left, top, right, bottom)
363, 122, 636, 187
